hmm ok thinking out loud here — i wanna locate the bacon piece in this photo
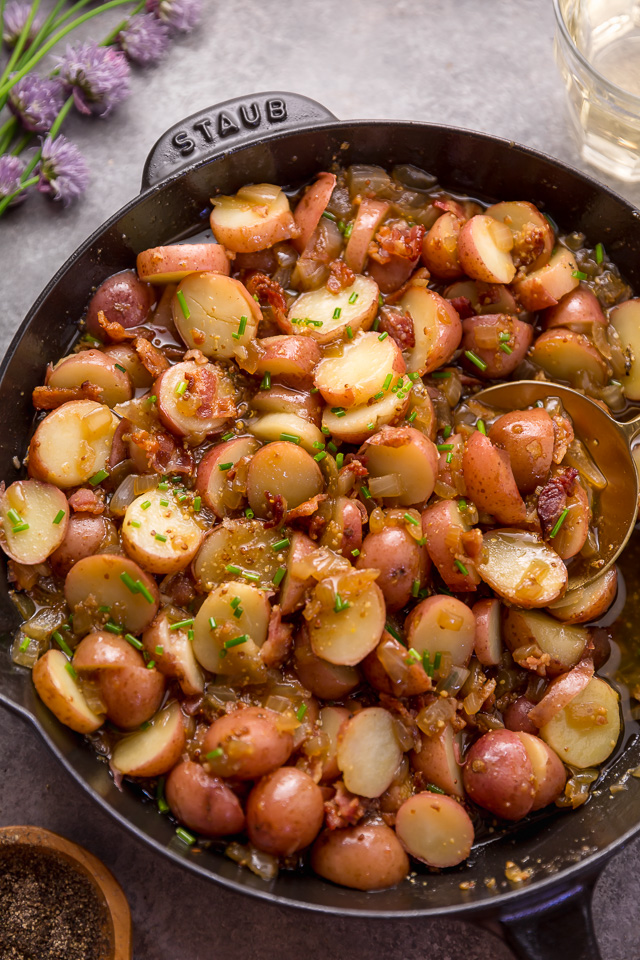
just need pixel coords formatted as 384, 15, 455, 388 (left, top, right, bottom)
448, 296, 476, 320
129, 428, 194, 475
95, 310, 136, 343
307, 513, 326, 540
183, 367, 236, 421
324, 781, 367, 830
377, 307, 415, 351
369, 221, 425, 265
261, 605, 294, 668
433, 198, 466, 220
460, 528, 483, 561
133, 336, 169, 378
537, 467, 578, 537
341, 455, 369, 479
285, 493, 328, 524
326, 259, 355, 294
183, 348, 209, 365
67, 487, 105, 515
245, 272, 288, 329
263, 491, 286, 529
32, 382, 102, 409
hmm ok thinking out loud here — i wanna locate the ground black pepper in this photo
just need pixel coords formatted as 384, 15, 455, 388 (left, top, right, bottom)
0, 843, 111, 960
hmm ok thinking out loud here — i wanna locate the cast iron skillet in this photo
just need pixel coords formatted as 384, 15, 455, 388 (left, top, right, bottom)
1, 92, 640, 960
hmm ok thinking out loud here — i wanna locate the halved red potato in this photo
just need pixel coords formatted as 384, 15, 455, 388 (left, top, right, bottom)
421, 212, 464, 280
515, 731, 567, 810
610, 299, 640, 400
32, 649, 105, 734
485, 201, 554, 272
311, 822, 409, 891
405, 595, 476, 667
293, 172, 337, 253
165, 761, 245, 837
539, 676, 620, 768
473, 598, 502, 666
488, 408, 555, 494
136, 243, 230, 284
462, 431, 527, 525
397, 284, 462, 375
50, 513, 110, 578
358, 426, 438, 507
285, 275, 379, 344
192, 520, 286, 591
103, 344, 154, 389
337, 707, 403, 798
512, 247, 579, 310
247, 412, 325, 453
529, 329, 611, 388
458, 215, 516, 284
251, 384, 322, 426
548, 478, 590, 560
280, 532, 316, 615
395, 792, 474, 868
246, 441, 324, 518
318, 706, 351, 782
247, 336, 321, 386
411, 723, 463, 797
293, 627, 361, 699
308, 575, 386, 666
543, 285, 607, 333
504, 697, 538, 734
362, 632, 432, 697
461, 314, 533, 379
209, 183, 296, 253
196, 437, 260, 517
122, 489, 204, 575
356, 523, 426, 611
462, 729, 535, 820
111, 701, 186, 777
444, 279, 519, 316
476, 529, 568, 607
192, 581, 271, 675
421, 500, 480, 592
73, 630, 143, 671
65, 553, 160, 632
246, 767, 325, 856
85, 270, 154, 337
528, 658, 595, 729
345, 197, 390, 273
202, 705, 294, 780
155, 360, 235, 442
0, 480, 68, 564
321, 387, 410, 444
502, 608, 589, 675
335, 497, 366, 558
47, 350, 133, 407
28, 400, 118, 489
172, 272, 262, 359
547, 568, 617, 624
314, 331, 405, 407
142, 611, 204, 696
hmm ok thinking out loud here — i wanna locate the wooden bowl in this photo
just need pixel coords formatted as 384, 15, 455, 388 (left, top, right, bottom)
0, 825, 132, 960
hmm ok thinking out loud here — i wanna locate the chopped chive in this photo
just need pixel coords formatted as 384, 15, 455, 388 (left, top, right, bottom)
422, 650, 434, 677
224, 635, 248, 649
159, 499, 169, 507
193, 496, 201, 512
114, 362, 127, 374
238, 315, 248, 336
260, 372, 271, 390
98, 606, 111, 613
155, 645, 164, 656
465, 350, 487, 372
499, 343, 513, 354
372, 391, 384, 401
385, 622, 403, 643
378, 331, 388, 341
595, 242, 604, 264
417, 536, 427, 546
234, 608, 243, 618
148, 395, 157, 403
52, 631, 73, 658
426, 783, 446, 794
155, 533, 167, 542
361, 485, 371, 499
550, 507, 569, 538
411, 579, 420, 598
175, 379, 188, 397
327, 441, 337, 454
7, 508, 22, 525
382, 374, 393, 391
170, 618, 194, 631
245, 507, 254, 519
175, 827, 196, 846
322, 210, 337, 221
280, 433, 301, 444
19, 636, 31, 653
406, 410, 417, 423
351, 548, 360, 557
222, 431, 234, 441
348, 292, 358, 304
51, 509, 65, 525
404, 512, 419, 526
333, 307, 342, 320
437, 444, 454, 452
230, 597, 241, 609
65, 662, 78, 680
146, 660, 156, 669
130, 520, 141, 528
120, 571, 139, 594
218, 462, 233, 471
443, 425, 452, 439
367, 422, 375, 431
405, 647, 421, 665
458, 499, 467, 510
536, 399, 544, 408
206, 748, 224, 761
321, 425, 331, 435
572, 269, 588, 281
344, 222, 353, 238
313, 440, 325, 449
406, 371, 419, 382
177, 494, 188, 503
176, 290, 191, 320
336, 452, 344, 468
136, 581, 154, 604
331, 407, 346, 418
455, 559, 469, 575
141, 500, 151, 510
105, 622, 122, 635
372, 318, 380, 331
432, 371, 451, 379
314, 451, 327, 461
346, 325, 353, 339
88, 469, 109, 486
296, 703, 308, 721
158, 481, 169, 490
378, 293, 384, 306
310, 387, 319, 393
12, 522, 29, 533
446, 451, 453, 463
208, 617, 218, 631
272, 538, 290, 552
434, 651, 442, 671
125, 634, 143, 650
333, 593, 350, 613
273, 566, 286, 587
156, 777, 170, 814
477, 419, 486, 435
499, 331, 511, 341
226, 564, 242, 575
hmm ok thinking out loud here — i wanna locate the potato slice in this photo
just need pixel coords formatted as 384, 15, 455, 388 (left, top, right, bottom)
421, 212, 464, 280
444, 279, 519, 316
314, 331, 405, 407
477, 529, 568, 607
337, 707, 403, 798
196, 437, 260, 517
502, 608, 589, 674
173, 272, 262, 359
516, 731, 567, 810
122, 488, 204, 575
513, 247, 579, 310
28, 400, 118, 489
421, 499, 480, 592
155, 360, 236, 442
609, 298, 640, 400
488, 409, 555, 494
48, 350, 133, 407
547, 568, 618, 624
318, 705, 351, 782
285, 275, 379, 344
136, 242, 230, 284
308, 576, 385, 666
473, 598, 502, 666
193, 519, 285, 591
321, 388, 409, 444
462, 431, 526, 525
345, 197, 390, 273
461, 314, 534, 379
209, 183, 296, 253
528, 658, 595, 728
405, 595, 476, 667
32, 649, 105, 734
0, 480, 68, 564
65, 554, 159, 633
358, 426, 438, 507
251, 384, 322, 426
247, 413, 325, 454
192, 581, 271, 674
247, 335, 321, 385
293, 172, 337, 253
485, 200, 554, 272
529, 329, 610, 387
311, 822, 409, 891
142, 612, 204, 696
549, 478, 590, 561
246, 441, 324, 518
410, 724, 463, 797
458, 214, 516, 284
398, 284, 462, 375
103, 344, 154, 389
111, 701, 186, 776
540, 677, 620, 768
395, 792, 474, 868
544, 286, 607, 334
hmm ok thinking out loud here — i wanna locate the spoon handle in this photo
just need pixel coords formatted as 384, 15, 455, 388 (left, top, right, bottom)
618, 414, 640, 445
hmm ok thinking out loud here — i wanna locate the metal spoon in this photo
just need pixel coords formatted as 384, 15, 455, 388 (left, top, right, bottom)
474, 379, 640, 591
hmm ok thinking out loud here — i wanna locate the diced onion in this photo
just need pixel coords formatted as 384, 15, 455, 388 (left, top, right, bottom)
225, 842, 279, 880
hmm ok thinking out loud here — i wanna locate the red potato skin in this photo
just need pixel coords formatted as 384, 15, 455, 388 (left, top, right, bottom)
246, 767, 325, 856
358, 425, 439, 507
339, 498, 364, 558
504, 697, 539, 734
367, 253, 420, 294
49, 513, 108, 577
195, 438, 255, 516
421, 500, 480, 592
361, 633, 432, 697
462, 431, 527, 526
410, 728, 463, 797
202, 706, 294, 780
251, 335, 321, 385
293, 172, 337, 253
424, 292, 463, 375
472, 598, 502, 666
356, 525, 428, 611
543, 285, 606, 333
529, 329, 611, 386
550, 479, 590, 560
516, 732, 567, 810
488, 408, 555, 494
457, 215, 515, 284
86, 270, 154, 338
165, 761, 245, 837
421, 212, 464, 280
462, 730, 536, 821
136, 244, 230, 283
279, 532, 315, 615
252, 384, 323, 427
311, 823, 409, 891
293, 627, 361, 699
461, 314, 533, 379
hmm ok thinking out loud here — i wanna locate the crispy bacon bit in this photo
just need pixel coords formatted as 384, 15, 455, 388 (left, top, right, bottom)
324, 781, 367, 830
512, 646, 552, 676
160, 571, 196, 607
537, 467, 578, 537
245, 272, 288, 329
96, 310, 136, 343
460, 528, 483, 561
369, 221, 426, 266
68, 487, 105, 514
448, 296, 476, 320
326, 259, 355, 294
133, 336, 169, 378
339, 456, 369, 484
129, 428, 194, 476
513, 224, 546, 270
285, 493, 328, 524
377, 307, 415, 351
261, 605, 294, 668
183, 348, 209, 365
308, 512, 327, 541
32, 382, 102, 409
263, 491, 286, 529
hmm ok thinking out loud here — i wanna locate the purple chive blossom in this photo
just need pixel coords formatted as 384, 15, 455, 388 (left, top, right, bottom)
56, 41, 130, 117
118, 13, 170, 65
38, 135, 89, 206
145, 0, 202, 32
0, 154, 28, 206
2, 1, 44, 47
9, 75, 65, 134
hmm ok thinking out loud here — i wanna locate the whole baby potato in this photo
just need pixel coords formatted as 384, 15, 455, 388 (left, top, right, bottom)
165, 761, 245, 837
246, 767, 325, 856
488, 408, 555, 494
86, 270, 154, 337
293, 627, 361, 700
203, 706, 294, 780
311, 822, 409, 891
356, 524, 425, 612
462, 729, 535, 821
49, 513, 109, 578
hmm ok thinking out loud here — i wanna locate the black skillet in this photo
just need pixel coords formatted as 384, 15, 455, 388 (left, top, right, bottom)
1, 92, 640, 960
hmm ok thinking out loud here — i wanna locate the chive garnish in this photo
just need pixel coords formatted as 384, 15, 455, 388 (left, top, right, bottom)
148, 395, 157, 403
206, 748, 223, 760
65, 662, 78, 680
155, 533, 167, 542
426, 783, 446, 794
346, 325, 353, 339
313, 440, 325, 449
322, 210, 336, 221
327, 441, 337, 454
333, 307, 342, 320
385, 622, 403, 643
550, 507, 569, 538
218, 462, 233, 471
446, 451, 453, 463
224, 635, 248, 649
104, 622, 123, 635
156, 777, 169, 814
222, 431, 234, 441
310, 387, 319, 393
125, 634, 143, 650
52, 631, 73, 658
344, 222, 353, 238
12, 522, 29, 533
19, 636, 30, 653
272, 538, 290, 551
455, 559, 469, 575
404, 512, 419, 526
595, 242, 604, 264
245, 507, 254, 519
432, 371, 451, 379
336, 452, 344, 468
176, 290, 190, 320
155, 645, 164, 655
296, 703, 308, 721
230, 597, 241, 609
280, 432, 301, 444
367, 422, 375, 431
209, 617, 217, 630
333, 593, 350, 613
175, 827, 196, 846
170, 618, 194, 631
437, 444, 454, 452
147, 660, 156, 669
130, 520, 141, 528
405, 647, 421, 665
175, 379, 188, 397
238, 315, 247, 336
572, 269, 588, 281
314, 451, 327, 461
499, 343, 513, 354
411, 579, 420, 598
136, 581, 154, 604
51, 509, 65, 525
417, 536, 427, 546
141, 500, 151, 510
378, 331, 388, 341
273, 566, 286, 587
331, 407, 346, 418
193, 496, 201, 512
458, 499, 467, 510
422, 651, 434, 677
434, 651, 442, 671
348, 292, 358, 304
159, 499, 169, 507
383, 373, 392, 391
158, 481, 169, 490
405, 410, 417, 423
88, 469, 109, 486
115, 363, 127, 374
372, 318, 380, 331
260, 372, 271, 390
7, 508, 21, 525
477, 419, 486, 435
499, 331, 510, 341
321, 425, 331, 435
351, 548, 360, 557
443, 425, 452, 439
120, 571, 139, 594
464, 350, 487, 372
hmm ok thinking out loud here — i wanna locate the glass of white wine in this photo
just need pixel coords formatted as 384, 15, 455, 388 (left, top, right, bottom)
554, 0, 640, 182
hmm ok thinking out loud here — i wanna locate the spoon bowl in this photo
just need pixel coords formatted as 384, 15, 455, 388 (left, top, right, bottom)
475, 380, 640, 590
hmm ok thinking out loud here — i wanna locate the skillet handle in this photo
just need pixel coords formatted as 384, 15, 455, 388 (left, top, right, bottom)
499, 879, 601, 960
141, 91, 338, 190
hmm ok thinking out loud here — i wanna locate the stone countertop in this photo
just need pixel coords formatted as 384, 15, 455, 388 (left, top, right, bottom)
1, 2, 640, 957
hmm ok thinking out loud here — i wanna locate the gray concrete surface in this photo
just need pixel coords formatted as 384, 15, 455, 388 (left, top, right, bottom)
1, 1, 640, 957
